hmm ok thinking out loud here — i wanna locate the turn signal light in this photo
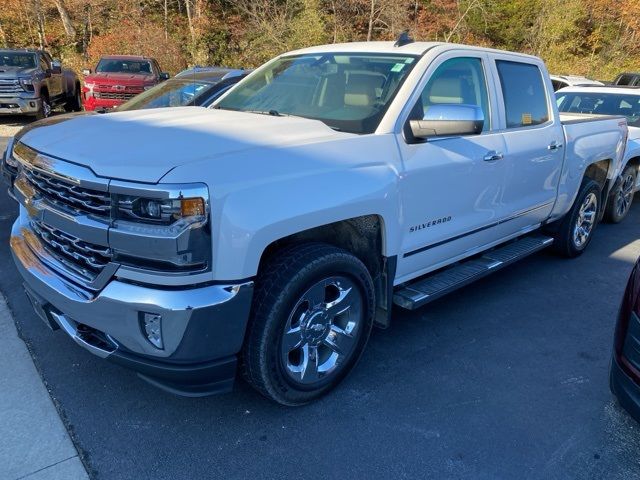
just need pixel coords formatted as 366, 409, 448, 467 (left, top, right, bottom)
181, 197, 205, 217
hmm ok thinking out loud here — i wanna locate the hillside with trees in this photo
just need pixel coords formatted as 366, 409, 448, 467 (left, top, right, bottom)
0, 0, 637, 80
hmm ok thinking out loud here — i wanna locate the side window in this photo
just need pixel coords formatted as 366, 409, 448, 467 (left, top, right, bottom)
551, 80, 567, 91
419, 57, 490, 131
496, 60, 549, 128
617, 75, 633, 86
39, 54, 50, 72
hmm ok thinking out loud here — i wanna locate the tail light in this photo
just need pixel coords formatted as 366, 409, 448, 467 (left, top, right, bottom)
614, 262, 640, 381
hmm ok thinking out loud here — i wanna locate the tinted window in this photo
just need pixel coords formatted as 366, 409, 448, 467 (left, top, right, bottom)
96, 59, 153, 75
117, 79, 214, 111
496, 61, 549, 128
216, 53, 417, 134
419, 57, 490, 131
0, 53, 36, 68
616, 74, 634, 86
551, 80, 568, 91
556, 92, 640, 127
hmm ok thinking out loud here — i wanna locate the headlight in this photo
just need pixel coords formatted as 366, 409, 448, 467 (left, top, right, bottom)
83, 82, 95, 97
116, 196, 206, 224
19, 78, 34, 92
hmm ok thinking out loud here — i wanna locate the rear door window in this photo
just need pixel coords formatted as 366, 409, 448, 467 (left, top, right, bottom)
496, 60, 549, 129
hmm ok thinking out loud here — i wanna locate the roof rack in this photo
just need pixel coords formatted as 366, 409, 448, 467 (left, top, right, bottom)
394, 31, 414, 48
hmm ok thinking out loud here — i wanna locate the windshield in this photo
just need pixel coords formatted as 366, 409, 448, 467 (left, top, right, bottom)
96, 59, 153, 75
215, 53, 418, 134
0, 52, 36, 69
118, 79, 214, 111
557, 91, 640, 127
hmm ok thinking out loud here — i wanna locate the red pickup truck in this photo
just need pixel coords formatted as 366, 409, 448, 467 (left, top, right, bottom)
82, 55, 169, 111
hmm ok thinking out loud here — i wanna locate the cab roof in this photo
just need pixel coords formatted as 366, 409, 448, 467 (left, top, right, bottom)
285, 41, 541, 61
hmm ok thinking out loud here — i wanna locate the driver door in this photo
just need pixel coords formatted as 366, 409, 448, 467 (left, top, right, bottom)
395, 52, 509, 283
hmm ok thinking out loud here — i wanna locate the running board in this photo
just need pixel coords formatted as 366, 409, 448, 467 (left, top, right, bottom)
393, 234, 554, 310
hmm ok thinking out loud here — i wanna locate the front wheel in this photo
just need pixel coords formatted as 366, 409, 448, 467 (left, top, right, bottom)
35, 92, 51, 120
242, 243, 375, 406
552, 179, 601, 258
605, 164, 637, 223
65, 85, 83, 112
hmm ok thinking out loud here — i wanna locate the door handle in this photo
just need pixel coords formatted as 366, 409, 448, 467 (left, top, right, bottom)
548, 142, 563, 151
483, 151, 504, 162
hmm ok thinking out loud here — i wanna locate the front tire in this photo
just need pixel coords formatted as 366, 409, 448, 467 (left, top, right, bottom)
552, 179, 601, 258
35, 92, 51, 120
242, 243, 375, 406
605, 164, 637, 223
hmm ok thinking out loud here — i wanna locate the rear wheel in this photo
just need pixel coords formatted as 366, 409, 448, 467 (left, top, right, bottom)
552, 179, 601, 258
605, 164, 637, 223
242, 243, 375, 406
65, 84, 82, 112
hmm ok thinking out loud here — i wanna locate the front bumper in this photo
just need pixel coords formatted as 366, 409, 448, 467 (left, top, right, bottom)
83, 96, 124, 112
610, 354, 640, 423
11, 219, 254, 396
0, 96, 41, 115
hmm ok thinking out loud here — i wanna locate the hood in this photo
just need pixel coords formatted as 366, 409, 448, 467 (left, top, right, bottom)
0, 66, 38, 79
18, 107, 348, 183
85, 72, 156, 86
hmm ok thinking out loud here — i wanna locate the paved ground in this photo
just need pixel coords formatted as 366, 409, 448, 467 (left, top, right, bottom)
0, 116, 31, 137
1, 134, 640, 479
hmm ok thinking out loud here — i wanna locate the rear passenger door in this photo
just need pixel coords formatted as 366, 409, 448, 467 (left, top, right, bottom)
491, 56, 565, 231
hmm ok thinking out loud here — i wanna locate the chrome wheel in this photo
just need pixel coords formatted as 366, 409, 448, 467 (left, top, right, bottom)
615, 172, 635, 218
281, 276, 363, 385
573, 192, 597, 248
42, 99, 51, 118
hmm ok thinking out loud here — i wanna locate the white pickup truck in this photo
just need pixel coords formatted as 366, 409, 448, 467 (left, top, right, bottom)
6, 39, 627, 405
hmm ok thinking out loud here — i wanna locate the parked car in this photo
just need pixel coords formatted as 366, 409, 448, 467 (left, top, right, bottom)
556, 86, 640, 222
613, 73, 640, 87
7, 39, 627, 405
0, 49, 81, 119
82, 55, 169, 111
610, 256, 640, 423
116, 67, 249, 111
550, 74, 603, 91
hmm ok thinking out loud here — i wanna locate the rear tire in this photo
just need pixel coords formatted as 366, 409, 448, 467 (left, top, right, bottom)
242, 243, 375, 406
552, 179, 601, 258
605, 164, 637, 223
65, 84, 82, 112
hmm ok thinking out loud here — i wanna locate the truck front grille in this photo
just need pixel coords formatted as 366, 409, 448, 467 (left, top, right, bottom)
31, 220, 111, 280
24, 167, 111, 216
94, 92, 138, 101
0, 79, 22, 94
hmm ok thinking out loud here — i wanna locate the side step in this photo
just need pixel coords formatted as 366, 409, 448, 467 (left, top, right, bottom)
393, 234, 554, 310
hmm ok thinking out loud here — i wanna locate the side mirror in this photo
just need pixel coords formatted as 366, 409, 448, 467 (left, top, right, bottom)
82, 68, 92, 76
159, 72, 170, 81
409, 104, 484, 139
51, 60, 62, 75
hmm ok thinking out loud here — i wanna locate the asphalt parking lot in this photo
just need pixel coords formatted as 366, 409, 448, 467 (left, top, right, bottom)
1, 132, 640, 479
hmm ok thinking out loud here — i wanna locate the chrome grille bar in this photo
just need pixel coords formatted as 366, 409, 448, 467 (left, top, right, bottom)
31, 220, 111, 279
24, 167, 111, 215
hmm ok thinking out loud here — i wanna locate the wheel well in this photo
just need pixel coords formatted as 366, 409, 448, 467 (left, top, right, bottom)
583, 159, 610, 191
259, 215, 394, 328
626, 156, 640, 173
40, 86, 49, 99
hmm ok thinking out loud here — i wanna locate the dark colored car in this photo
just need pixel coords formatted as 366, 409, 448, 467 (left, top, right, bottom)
613, 73, 640, 87
82, 55, 169, 111
116, 67, 249, 111
611, 255, 640, 422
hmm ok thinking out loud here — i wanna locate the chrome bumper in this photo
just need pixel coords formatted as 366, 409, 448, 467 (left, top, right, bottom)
0, 96, 41, 115
11, 217, 253, 362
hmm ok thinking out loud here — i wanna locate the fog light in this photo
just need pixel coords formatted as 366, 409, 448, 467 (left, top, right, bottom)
141, 312, 163, 349
29, 101, 36, 108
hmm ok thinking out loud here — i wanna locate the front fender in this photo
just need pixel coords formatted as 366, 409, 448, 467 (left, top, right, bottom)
161, 134, 403, 281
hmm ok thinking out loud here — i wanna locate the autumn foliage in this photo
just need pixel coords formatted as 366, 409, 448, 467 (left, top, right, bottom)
0, 0, 637, 80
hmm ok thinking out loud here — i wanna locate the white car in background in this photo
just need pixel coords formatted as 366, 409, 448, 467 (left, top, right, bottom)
550, 75, 604, 91
557, 86, 640, 222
